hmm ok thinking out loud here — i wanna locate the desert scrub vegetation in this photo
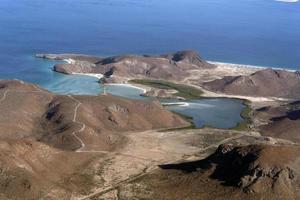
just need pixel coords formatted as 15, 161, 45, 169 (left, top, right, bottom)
129, 79, 203, 99
232, 100, 253, 131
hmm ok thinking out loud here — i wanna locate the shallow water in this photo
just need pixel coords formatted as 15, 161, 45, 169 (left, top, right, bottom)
41, 75, 145, 96
164, 98, 246, 129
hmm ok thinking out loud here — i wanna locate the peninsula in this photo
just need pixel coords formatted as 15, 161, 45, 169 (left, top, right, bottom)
0, 50, 299, 199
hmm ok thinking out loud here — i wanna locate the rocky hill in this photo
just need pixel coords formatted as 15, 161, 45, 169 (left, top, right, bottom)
0, 80, 188, 151
37, 50, 216, 82
257, 101, 300, 143
0, 80, 191, 199
122, 144, 300, 200
203, 68, 300, 98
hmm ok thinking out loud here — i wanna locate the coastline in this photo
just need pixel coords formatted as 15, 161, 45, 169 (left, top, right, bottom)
208, 61, 297, 72
63, 58, 76, 64
69, 63, 292, 103
63, 56, 298, 72
162, 102, 190, 107
68, 72, 149, 94
199, 87, 290, 102
106, 83, 147, 94
39, 53, 298, 103
71, 72, 104, 80
62, 56, 148, 94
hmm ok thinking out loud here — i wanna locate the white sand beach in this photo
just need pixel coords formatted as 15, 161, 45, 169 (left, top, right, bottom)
161, 102, 190, 107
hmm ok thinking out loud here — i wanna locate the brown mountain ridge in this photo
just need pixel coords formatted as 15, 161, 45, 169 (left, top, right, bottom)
36, 50, 216, 82
0, 80, 188, 151
203, 68, 300, 99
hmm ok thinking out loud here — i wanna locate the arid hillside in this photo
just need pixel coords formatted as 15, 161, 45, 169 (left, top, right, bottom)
203, 68, 300, 99
120, 144, 300, 200
0, 80, 190, 199
256, 101, 300, 143
0, 80, 188, 151
37, 50, 216, 82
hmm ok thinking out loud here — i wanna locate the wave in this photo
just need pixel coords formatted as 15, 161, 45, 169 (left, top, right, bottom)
275, 0, 299, 3
208, 61, 297, 72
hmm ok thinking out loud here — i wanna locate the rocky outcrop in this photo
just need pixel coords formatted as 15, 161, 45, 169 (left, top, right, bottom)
158, 144, 300, 199
208, 144, 300, 194
123, 144, 300, 200
203, 68, 300, 98
53, 61, 95, 74
161, 50, 215, 69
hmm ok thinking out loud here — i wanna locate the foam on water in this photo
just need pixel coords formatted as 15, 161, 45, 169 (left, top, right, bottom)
275, 0, 298, 3
208, 61, 298, 72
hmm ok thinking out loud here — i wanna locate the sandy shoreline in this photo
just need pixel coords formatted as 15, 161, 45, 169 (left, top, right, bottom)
77, 75, 148, 94
71, 72, 104, 79
208, 61, 297, 72
69, 73, 149, 94
200, 87, 290, 102
62, 56, 148, 94
63, 58, 76, 64
59, 58, 296, 103
106, 83, 147, 93
69, 66, 291, 103
161, 102, 190, 107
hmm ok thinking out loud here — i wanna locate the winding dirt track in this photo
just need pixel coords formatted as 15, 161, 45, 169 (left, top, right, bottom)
68, 95, 86, 152
0, 90, 9, 103
67, 95, 161, 163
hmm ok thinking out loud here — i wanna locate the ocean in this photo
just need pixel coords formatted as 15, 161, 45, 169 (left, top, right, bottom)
1, 0, 300, 88
0, 0, 299, 128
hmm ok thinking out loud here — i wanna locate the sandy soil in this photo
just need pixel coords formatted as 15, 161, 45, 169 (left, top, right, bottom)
182, 62, 260, 85
73, 127, 294, 200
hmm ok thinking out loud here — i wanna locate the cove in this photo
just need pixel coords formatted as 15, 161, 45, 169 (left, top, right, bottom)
42, 72, 246, 129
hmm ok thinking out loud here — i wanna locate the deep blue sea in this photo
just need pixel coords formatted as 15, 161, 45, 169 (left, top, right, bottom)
1, 0, 300, 83
0, 0, 299, 128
